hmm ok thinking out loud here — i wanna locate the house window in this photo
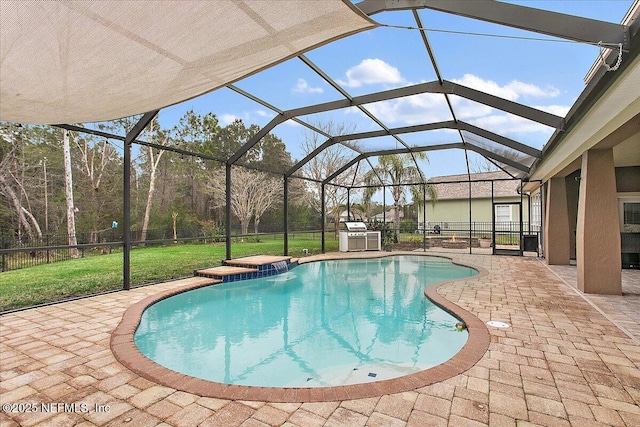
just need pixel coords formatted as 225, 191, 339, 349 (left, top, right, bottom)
495, 205, 512, 223
530, 193, 541, 231
621, 201, 640, 232
624, 203, 640, 225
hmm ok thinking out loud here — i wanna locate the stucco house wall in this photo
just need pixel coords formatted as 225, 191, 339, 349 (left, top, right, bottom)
425, 197, 528, 224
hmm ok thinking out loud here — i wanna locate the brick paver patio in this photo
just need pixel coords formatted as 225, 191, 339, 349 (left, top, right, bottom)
2, 252, 639, 426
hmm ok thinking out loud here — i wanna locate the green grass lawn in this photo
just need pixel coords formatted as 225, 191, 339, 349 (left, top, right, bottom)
0, 237, 338, 312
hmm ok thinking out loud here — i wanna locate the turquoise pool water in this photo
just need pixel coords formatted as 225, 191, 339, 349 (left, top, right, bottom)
134, 255, 477, 387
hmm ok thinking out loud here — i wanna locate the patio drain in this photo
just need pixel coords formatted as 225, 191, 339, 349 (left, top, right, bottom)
486, 320, 510, 328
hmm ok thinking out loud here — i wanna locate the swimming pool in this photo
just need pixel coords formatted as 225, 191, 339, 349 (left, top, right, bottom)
134, 255, 477, 387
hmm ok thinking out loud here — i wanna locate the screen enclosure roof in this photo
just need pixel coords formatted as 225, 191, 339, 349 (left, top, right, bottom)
1, 0, 638, 187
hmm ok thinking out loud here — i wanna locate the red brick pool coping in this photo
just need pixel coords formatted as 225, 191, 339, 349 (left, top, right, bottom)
111, 253, 491, 402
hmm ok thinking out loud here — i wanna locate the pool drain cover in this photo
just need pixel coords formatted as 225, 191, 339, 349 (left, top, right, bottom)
486, 321, 510, 328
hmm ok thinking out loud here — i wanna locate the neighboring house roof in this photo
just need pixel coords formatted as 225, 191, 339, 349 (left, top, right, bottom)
426, 171, 520, 200
372, 209, 404, 221
338, 210, 365, 220
326, 210, 366, 222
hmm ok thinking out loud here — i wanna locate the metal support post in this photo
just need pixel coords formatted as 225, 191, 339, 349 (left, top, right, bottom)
491, 181, 495, 255
225, 163, 232, 260
122, 110, 157, 290
321, 184, 326, 253
123, 136, 131, 289
468, 179, 472, 254
1, 234, 5, 272
519, 180, 524, 256
283, 176, 289, 256
383, 186, 388, 247
422, 184, 426, 252
539, 182, 545, 257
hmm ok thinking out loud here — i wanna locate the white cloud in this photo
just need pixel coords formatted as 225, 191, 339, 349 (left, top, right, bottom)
535, 104, 570, 117
357, 89, 568, 137
338, 73, 567, 138
469, 115, 551, 135
293, 78, 323, 94
359, 93, 451, 125
338, 58, 403, 88
465, 102, 570, 135
451, 98, 493, 120
219, 110, 275, 126
452, 74, 560, 101
219, 114, 239, 126
509, 81, 560, 98
343, 106, 363, 116
282, 119, 303, 127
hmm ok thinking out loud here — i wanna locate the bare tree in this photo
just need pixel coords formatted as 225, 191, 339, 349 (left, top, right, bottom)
205, 167, 246, 235
469, 153, 499, 173
76, 137, 117, 191
73, 135, 120, 241
172, 212, 178, 243
0, 125, 42, 240
252, 173, 282, 234
140, 120, 168, 241
0, 174, 38, 239
468, 148, 530, 175
62, 129, 79, 258
205, 167, 282, 235
300, 122, 361, 234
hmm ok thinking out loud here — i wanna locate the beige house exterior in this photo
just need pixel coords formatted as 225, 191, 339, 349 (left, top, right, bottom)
522, 2, 640, 294
418, 171, 535, 233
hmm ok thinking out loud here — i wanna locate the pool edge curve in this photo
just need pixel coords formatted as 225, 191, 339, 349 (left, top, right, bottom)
111, 252, 490, 403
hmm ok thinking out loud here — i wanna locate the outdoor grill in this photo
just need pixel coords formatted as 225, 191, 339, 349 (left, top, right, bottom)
339, 222, 380, 252
345, 221, 367, 234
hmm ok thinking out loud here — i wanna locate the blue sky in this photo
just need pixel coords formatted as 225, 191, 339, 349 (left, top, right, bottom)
153, 0, 633, 180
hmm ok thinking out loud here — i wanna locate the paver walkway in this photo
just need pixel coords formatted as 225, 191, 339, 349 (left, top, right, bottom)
546, 263, 640, 344
1, 253, 639, 426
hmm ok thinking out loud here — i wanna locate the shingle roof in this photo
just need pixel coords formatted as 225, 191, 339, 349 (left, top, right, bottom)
372, 209, 404, 220
426, 171, 520, 200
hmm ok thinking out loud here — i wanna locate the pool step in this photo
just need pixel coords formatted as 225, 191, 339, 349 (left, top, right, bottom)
224, 255, 291, 268
195, 255, 299, 283
174, 276, 223, 287
195, 266, 259, 282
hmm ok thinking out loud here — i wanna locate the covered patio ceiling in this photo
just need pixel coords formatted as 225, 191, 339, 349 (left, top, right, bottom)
1, 0, 638, 187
